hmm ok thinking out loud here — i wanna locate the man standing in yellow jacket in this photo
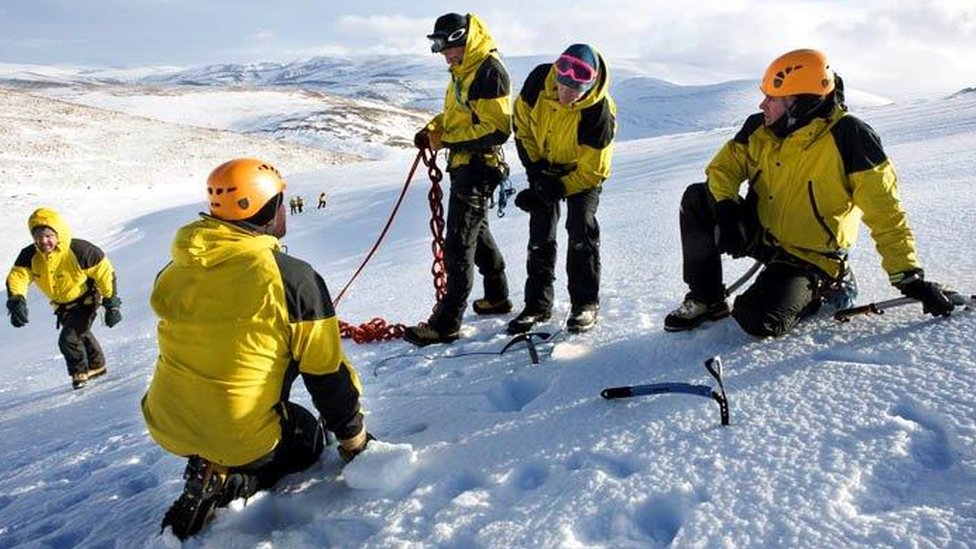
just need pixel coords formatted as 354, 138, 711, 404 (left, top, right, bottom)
664, 49, 954, 336
5, 208, 121, 389
142, 158, 371, 540
509, 43, 616, 334
405, 12, 513, 346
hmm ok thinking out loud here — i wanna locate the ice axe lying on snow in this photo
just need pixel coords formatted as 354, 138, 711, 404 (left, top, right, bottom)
833, 290, 975, 322
601, 356, 730, 426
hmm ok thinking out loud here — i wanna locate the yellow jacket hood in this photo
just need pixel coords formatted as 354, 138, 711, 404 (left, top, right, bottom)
28, 207, 72, 247
171, 216, 281, 269
451, 13, 497, 78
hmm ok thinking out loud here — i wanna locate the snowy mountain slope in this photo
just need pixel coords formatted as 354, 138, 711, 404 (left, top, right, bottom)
0, 87, 974, 548
0, 89, 359, 270
1, 54, 894, 150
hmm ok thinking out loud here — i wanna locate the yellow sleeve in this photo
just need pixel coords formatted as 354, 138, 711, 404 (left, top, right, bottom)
706, 140, 750, 203
563, 143, 614, 196
850, 159, 921, 277
514, 93, 542, 164
6, 265, 31, 298
84, 256, 117, 299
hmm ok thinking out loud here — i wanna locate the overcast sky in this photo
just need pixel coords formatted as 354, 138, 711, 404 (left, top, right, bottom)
1, 1, 974, 99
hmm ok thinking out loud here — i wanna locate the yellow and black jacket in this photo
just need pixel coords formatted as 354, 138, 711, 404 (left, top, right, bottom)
706, 107, 920, 280
6, 208, 117, 305
513, 52, 616, 196
424, 13, 512, 170
142, 215, 363, 467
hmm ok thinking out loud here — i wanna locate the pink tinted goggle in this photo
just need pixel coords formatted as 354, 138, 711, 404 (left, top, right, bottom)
554, 54, 596, 84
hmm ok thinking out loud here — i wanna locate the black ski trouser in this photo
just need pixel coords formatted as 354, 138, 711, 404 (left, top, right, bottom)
523, 187, 601, 314
231, 401, 325, 492
56, 296, 105, 376
678, 182, 823, 338
429, 164, 508, 333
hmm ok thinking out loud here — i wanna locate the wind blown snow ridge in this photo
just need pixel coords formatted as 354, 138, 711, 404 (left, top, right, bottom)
0, 73, 974, 548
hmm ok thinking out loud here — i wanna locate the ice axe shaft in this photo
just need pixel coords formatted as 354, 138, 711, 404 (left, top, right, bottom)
834, 291, 975, 322
601, 356, 729, 426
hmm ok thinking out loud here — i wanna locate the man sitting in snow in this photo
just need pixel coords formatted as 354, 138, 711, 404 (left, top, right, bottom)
142, 158, 373, 540
5, 207, 122, 389
664, 48, 954, 336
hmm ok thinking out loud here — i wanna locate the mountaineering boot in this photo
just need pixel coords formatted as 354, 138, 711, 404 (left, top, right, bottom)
87, 364, 107, 380
664, 297, 730, 332
71, 372, 88, 390
507, 309, 552, 335
160, 456, 230, 540
472, 298, 514, 315
403, 323, 460, 347
567, 304, 599, 334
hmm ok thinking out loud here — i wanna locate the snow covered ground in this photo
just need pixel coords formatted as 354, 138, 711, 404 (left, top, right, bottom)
0, 73, 974, 548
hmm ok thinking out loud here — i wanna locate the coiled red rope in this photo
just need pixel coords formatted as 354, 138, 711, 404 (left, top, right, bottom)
335, 147, 447, 343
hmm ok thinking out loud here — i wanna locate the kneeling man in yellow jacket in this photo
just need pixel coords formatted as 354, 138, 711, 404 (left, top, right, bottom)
142, 158, 371, 540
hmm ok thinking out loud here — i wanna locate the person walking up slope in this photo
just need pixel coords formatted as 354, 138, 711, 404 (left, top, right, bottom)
509, 44, 616, 334
664, 49, 954, 337
405, 12, 514, 346
6, 208, 122, 389
142, 158, 372, 540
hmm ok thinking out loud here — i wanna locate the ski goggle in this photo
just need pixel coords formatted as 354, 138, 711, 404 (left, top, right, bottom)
428, 27, 467, 53
554, 54, 597, 85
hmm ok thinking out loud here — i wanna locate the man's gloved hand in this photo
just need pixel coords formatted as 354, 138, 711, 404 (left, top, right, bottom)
338, 430, 376, 463
895, 271, 954, 317
6, 296, 28, 328
714, 200, 749, 258
413, 127, 443, 151
514, 188, 549, 214
413, 127, 429, 149
524, 160, 548, 181
102, 296, 122, 328
535, 173, 565, 202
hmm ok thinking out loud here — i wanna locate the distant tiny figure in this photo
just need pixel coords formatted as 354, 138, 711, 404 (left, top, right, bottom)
296, 196, 305, 213
5, 208, 122, 390
318, 192, 328, 209
288, 196, 298, 215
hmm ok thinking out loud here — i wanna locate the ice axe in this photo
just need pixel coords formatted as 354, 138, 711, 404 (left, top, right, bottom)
601, 356, 729, 426
833, 290, 975, 322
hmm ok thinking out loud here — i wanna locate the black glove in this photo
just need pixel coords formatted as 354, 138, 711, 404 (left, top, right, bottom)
102, 296, 122, 328
338, 432, 376, 463
535, 174, 565, 202
714, 200, 749, 258
896, 271, 954, 317
6, 296, 28, 328
514, 188, 549, 214
524, 160, 548, 180
413, 127, 429, 150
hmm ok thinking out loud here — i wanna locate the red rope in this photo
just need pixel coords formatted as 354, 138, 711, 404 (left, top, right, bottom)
334, 147, 447, 343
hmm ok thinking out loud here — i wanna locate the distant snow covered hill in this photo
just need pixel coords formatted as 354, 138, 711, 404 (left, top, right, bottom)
1, 54, 895, 152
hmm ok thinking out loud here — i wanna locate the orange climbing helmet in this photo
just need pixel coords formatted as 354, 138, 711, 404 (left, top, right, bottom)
206, 158, 286, 221
760, 49, 835, 97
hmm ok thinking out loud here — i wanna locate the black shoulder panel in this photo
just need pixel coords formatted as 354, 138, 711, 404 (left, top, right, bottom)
578, 98, 615, 149
733, 113, 765, 145
830, 115, 888, 174
519, 64, 551, 108
13, 245, 35, 268
69, 239, 105, 269
468, 55, 510, 101
272, 250, 335, 322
